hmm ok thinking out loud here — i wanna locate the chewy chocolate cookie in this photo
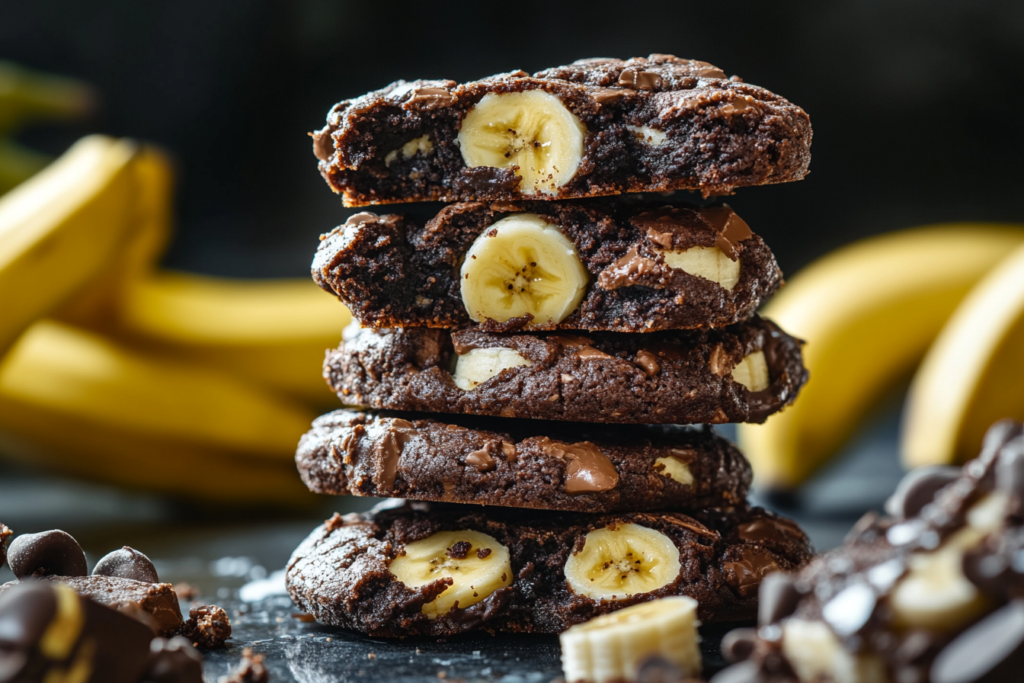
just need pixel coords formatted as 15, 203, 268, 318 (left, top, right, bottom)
313, 54, 811, 206
712, 420, 1024, 683
326, 316, 807, 425
285, 501, 813, 637
313, 202, 780, 333
297, 409, 751, 512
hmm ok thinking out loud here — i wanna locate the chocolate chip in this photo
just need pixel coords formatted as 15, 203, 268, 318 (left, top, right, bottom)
636, 655, 683, 683
0, 523, 11, 570
93, 546, 159, 583
476, 548, 492, 560
721, 627, 758, 662
446, 541, 471, 560
709, 661, 766, 683
144, 636, 205, 683
7, 530, 87, 579
931, 600, 1024, 683
885, 465, 960, 520
757, 571, 801, 625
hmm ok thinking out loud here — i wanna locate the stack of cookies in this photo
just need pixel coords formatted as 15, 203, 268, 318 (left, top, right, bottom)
286, 54, 815, 639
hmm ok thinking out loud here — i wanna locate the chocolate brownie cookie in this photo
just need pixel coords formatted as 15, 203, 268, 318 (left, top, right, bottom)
285, 500, 813, 637
313, 202, 780, 332
712, 420, 1024, 683
297, 409, 752, 512
326, 316, 807, 425
313, 54, 811, 206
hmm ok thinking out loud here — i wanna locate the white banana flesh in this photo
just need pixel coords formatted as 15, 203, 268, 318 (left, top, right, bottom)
385, 135, 433, 167
458, 90, 586, 195
654, 456, 694, 485
460, 213, 588, 327
731, 351, 770, 392
782, 619, 890, 683
625, 125, 667, 147
388, 530, 512, 618
663, 246, 741, 290
453, 347, 532, 390
560, 596, 702, 683
565, 524, 681, 601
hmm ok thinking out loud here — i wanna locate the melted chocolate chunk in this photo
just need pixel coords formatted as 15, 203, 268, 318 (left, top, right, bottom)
93, 546, 159, 584
536, 438, 619, 494
7, 530, 87, 579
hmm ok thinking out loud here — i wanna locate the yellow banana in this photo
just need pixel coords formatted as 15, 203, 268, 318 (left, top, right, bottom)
903, 242, 1024, 467
0, 140, 50, 194
738, 224, 1024, 491
100, 272, 350, 406
0, 61, 96, 134
0, 320, 317, 504
0, 135, 140, 358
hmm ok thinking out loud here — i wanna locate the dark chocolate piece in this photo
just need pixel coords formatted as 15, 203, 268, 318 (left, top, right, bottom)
326, 316, 807, 425
884, 465, 960, 520
179, 605, 231, 649
931, 600, 1024, 683
312, 201, 781, 333
0, 524, 9, 571
7, 530, 87, 579
285, 501, 812, 637
756, 572, 801, 626
94, 546, 160, 584
143, 636, 205, 683
297, 409, 752, 511
313, 54, 811, 206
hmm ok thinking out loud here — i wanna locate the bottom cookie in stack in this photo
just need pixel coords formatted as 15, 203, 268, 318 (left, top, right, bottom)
286, 483, 811, 638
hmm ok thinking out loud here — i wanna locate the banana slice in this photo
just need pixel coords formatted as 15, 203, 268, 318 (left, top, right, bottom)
388, 530, 512, 618
889, 494, 1006, 631
654, 455, 694, 485
458, 90, 586, 195
663, 246, 741, 290
782, 619, 889, 683
384, 135, 433, 167
560, 596, 702, 683
453, 347, 532, 390
731, 351, 770, 392
460, 214, 588, 327
565, 524, 681, 601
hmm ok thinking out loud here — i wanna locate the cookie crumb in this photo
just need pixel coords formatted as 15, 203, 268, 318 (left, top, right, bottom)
222, 647, 268, 683
173, 582, 199, 601
179, 604, 231, 649
476, 548, 492, 559
446, 541, 471, 559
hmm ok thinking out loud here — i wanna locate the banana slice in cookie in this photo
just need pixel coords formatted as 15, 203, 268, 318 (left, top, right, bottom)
453, 347, 533, 390
389, 530, 512, 618
560, 596, 702, 683
460, 213, 588, 327
565, 524, 681, 601
663, 246, 741, 290
458, 90, 586, 195
731, 351, 769, 392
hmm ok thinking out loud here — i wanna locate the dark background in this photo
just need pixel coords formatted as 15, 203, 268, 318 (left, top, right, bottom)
3, 0, 1023, 282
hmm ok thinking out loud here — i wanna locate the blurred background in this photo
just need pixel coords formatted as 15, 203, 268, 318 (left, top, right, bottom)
2, 0, 1024, 569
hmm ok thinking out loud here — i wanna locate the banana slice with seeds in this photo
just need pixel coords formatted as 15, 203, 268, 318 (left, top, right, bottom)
389, 530, 512, 618
460, 213, 588, 327
560, 596, 702, 683
565, 524, 681, 601
458, 90, 586, 195
731, 351, 770, 392
453, 347, 532, 390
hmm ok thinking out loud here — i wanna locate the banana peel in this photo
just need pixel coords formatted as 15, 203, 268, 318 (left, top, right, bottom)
739, 224, 1024, 491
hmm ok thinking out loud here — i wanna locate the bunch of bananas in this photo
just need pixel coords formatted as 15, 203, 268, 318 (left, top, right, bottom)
738, 223, 1024, 490
0, 133, 349, 506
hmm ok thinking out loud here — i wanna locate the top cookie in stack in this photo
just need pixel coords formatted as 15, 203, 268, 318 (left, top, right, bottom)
287, 55, 814, 637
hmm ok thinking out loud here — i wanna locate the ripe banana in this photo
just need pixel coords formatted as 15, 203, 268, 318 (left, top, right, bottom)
738, 224, 1024, 491
388, 530, 512, 618
663, 246, 740, 290
565, 524, 681, 601
781, 618, 888, 683
903, 241, 1024, 468
560, 596, 702, 683
458, 90, 586, 195
731, 351, 769, 393
0, 320, 317, 504
453, 347, 533, 390
0, 140, 50, 195
460, 213, 588, 327
0, 61, 96, 135
653, 455, 694, 485
0, 135, 140, 359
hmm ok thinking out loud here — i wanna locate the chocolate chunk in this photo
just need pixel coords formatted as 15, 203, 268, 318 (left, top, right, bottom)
465, 446, 496, 472
700, 205, 753, 261
0, 524, 10, 570
144, 636, 205, 683
617, 68, 663, 91
596, 244, 664, 291
536, 438, 618, 494
885, 465, 960, 520
721, 627, 759, 663
179, 604, 231, 649
931, 601, 1024, 683
94, 546, 159, 583
406, 86, 455, 109
757, 571, 801, 625
7, 530, 87, 579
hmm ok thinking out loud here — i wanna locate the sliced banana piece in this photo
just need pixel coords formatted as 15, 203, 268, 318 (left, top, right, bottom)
565, 524, 681, 601
458, 90, 586, 195
654, 456, 694, 485
560, 596, 702, 683
460, 214, 588, 327
626, 125, 667, 147
731, 351, 770, 392
453, 347, 532, 390
889, 493, 1006, 631
663, 246, 741, 290
782, 619, 889, 683
389, 530, 512, 618
384, 135, 433, 167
